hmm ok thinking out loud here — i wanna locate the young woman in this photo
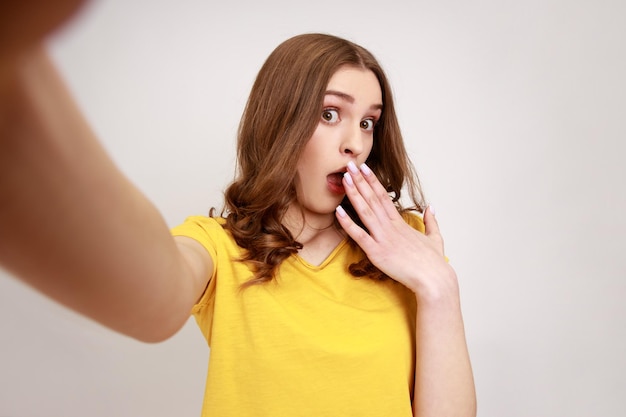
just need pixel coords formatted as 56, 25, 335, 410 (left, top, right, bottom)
0, 6, 476, 416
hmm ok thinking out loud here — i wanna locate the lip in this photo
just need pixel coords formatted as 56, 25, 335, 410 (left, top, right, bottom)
326, 168, 347, 195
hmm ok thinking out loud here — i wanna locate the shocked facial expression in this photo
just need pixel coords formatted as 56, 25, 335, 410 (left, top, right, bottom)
294, 65, 383, 219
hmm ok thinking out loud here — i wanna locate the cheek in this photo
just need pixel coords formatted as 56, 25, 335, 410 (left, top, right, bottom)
300, 139, 328, 166
293, 174, 304, 196
363, 138, 375, 160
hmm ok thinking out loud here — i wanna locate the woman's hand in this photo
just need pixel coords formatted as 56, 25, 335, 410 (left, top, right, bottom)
335, 161, 457, 300
336, 161, 476, 417
0, 0, 88, 94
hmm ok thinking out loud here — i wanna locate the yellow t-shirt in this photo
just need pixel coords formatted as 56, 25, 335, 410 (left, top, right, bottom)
171, 215, 424, 417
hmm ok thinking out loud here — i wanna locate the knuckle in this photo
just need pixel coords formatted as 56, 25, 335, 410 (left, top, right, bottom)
375, 188, 388, 201
360, 206, 375, 219
365, 195, 378, 206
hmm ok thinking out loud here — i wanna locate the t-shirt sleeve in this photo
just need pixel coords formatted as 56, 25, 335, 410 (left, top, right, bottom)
170, 215, 222, 313
402, 211, 450, 262
402, 211, 426, 233
171, 216, 221, 266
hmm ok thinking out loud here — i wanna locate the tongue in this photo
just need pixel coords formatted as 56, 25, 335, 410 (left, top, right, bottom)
327, 173, 344, 186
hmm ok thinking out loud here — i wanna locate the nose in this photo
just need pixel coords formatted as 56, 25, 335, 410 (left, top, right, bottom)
341, 124, 365, 157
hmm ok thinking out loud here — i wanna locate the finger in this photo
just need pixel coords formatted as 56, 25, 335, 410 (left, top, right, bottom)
344, 161, 399, 226
335, 204, 376, 251
424, 205, 445, 252
359, 163, 402, 220
346, 161, 388, 217
423, 205, 437, 235
343, 170, 388, 238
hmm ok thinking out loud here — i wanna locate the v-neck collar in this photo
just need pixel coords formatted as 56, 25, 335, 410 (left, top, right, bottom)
293, 238, 349, 270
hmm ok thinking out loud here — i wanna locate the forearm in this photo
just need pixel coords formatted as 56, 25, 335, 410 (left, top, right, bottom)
412, 279, 477, 417
0, 47, 196, 342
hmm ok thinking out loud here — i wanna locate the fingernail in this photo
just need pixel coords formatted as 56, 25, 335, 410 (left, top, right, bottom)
360, 163, 372, 176
428, 205, 436, 216
347, 161, 359, 174
343, 172, 354, 186
336, 205, 347, 218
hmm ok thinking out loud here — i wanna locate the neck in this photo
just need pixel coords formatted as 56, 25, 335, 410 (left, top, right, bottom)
282, 204, 340, 244
283, 204, 345, 266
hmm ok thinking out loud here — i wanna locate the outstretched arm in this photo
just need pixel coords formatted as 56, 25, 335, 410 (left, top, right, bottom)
0, 47, 212, 342
336, 161, 477, 417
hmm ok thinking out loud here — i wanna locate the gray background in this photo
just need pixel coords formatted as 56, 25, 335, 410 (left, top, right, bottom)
1, 0, 624, 416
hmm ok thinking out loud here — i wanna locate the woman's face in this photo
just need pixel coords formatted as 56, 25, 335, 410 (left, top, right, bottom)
293, 65, 383, 223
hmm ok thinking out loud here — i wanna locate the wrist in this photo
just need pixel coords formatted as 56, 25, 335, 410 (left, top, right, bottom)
412, 265, 461, 308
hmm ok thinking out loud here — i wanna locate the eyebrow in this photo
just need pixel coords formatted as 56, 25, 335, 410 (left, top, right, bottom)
325, 90, 383, 111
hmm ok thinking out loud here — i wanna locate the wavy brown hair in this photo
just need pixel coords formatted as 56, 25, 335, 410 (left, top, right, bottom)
218, 33, 426, 286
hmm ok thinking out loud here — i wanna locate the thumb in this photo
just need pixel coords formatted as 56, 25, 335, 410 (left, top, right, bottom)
424, 205, 446, 255
424, 205, 440, 237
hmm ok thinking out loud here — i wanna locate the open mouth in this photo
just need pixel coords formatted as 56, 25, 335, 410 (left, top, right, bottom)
326, 170, 346, 195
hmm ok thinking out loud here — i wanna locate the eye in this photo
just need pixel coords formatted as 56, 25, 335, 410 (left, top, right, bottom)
321, 109, 340, 124
360, 119, 376, 131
